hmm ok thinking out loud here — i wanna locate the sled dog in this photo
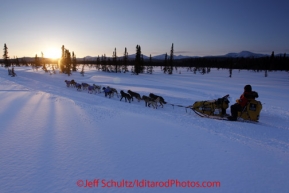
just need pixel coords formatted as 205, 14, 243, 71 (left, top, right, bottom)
142, 95, 157, 109
120, 90, 132, 103
128, 90, 141, 102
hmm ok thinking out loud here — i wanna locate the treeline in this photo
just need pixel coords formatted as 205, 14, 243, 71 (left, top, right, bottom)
177, 52, 289, 71
75, 51, 289, 73
2, 43, 289, 76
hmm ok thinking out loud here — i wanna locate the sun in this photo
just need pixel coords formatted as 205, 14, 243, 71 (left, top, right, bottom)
44, 48, 61, 59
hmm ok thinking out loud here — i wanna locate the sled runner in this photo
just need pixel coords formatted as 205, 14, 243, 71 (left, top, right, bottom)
193, 110, 260, 124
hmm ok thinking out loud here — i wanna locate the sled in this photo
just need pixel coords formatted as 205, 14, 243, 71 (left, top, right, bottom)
191, 93, 262, 122
191, 94, 230, 117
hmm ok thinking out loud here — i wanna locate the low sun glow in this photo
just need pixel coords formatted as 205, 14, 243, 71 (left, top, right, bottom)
44, 48, 61, 59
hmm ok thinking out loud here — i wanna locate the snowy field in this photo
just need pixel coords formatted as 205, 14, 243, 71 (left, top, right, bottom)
0, 66, 289, 193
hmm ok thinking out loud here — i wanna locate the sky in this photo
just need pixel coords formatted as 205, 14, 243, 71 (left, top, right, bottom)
1, 0, 289, 58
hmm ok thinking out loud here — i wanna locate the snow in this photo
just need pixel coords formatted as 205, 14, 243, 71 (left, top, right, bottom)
0, 66, 289, 193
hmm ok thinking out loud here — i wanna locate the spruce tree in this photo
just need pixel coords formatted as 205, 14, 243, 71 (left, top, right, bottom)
122, 47, 129, 73
169, 43, 174, 74
96, 55, 101, 70
102, 54, 107, 72
270, 51, 274, 71
41, 52, 48, 72
134, 45, 141, 75
72, 52, 77, 71
113, 48, 118, 73
163, 53, 168, 74
34, 54, 40, 71
3, 44, 10, 68
59, 45, 72, 75
65, 49, 71, 75
61, 45, 65, 58
140, 54, 144, 73
147, 54, 153, 74
60, 45, 65, 73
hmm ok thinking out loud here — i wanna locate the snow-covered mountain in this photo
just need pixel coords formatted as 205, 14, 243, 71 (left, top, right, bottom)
82, 54, 192, 61
81, 51, 278, 61
223, 51, 268, 58
151, 54, 197, 60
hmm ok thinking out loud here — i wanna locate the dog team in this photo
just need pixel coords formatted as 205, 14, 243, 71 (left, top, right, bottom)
64, 79, 167, 109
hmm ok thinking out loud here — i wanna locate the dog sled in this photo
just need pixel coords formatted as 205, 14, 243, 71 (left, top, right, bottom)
192, 95, 230, 117
191, 94, 262, 122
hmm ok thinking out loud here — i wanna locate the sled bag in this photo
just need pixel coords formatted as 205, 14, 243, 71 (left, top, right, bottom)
192, 97, 229, 116
238, 100, 262, 121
